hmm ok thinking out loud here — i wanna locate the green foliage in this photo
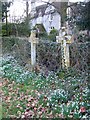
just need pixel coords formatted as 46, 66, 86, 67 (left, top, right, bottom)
17, 21, 30, 36
32, 25, 59, 41
48, 89, 68, 104
57, 68, 80, 79
68, 1, 90, 31
37, 43, 61, 71
33, 24, 48, 39
77, 34, 90, 42
2, 37, 16, 53
2, 21, 31, 36
2, 29, 6, 36
1, 55, 89, 118
2, 23, 14, 36
49, 28, 59, 35
69, 41, 89, 73
48, 34, 56, 42
1, 55, 35, 83
76, 2, 90, 31
34, 24, 46, 32
48, 28, 59, 42
61, 101, 80, 118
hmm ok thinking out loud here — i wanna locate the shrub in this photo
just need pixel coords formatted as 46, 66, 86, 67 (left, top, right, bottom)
33, 24, 48, 39
2, 37, 16, 53
49, 28, 59, 35
2, 22, 31, 37
37, 43, 61, 71
48, 89, 68, 104
2, 37, 31, 66
48, 28, 59, 42
1, 55, 36, 83
70, 41, 89, 74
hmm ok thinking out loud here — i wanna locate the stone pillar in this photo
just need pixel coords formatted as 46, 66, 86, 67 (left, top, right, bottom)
28, 30, 39, 66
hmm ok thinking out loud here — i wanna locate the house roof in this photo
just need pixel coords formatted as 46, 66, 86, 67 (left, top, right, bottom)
30, 4, 47, 19
30, 2, 68, 19
36, 4, 47, 16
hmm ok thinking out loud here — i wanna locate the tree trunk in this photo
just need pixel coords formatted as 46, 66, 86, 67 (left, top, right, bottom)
6, 10, 8, 36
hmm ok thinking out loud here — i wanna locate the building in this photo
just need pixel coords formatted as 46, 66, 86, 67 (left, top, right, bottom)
30, 1, 62, 33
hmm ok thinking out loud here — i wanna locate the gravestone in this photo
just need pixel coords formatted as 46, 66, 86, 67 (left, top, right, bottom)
28, 30, 39, 66
56, 27, 73, 68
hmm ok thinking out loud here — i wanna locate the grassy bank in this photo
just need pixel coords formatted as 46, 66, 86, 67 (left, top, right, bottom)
1, 55, 89, 119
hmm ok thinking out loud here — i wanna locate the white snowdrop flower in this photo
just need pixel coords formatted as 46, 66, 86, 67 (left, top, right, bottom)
55, 105, 57, 107
21, 115, 25, 118
47, 103, 49, 106
38, 93, 40, 96
82, 115, 87, 118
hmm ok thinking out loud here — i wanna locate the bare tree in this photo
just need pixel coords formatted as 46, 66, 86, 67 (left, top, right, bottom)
41, 0, 69, 26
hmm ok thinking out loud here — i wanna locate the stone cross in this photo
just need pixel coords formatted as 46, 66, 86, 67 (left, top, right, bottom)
56, 28, 72, 68
28, 30, 39, 66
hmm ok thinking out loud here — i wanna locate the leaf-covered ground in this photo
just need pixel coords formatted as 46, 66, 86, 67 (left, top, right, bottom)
1, 55, 90, 119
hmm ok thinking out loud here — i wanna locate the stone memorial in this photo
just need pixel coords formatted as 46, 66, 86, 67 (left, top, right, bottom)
56, 27, 73, 68
28, 30, 39, 66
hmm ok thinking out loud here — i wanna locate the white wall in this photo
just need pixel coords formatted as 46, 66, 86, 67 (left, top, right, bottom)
31, 18, 37, 29
43, 14, 50, 33
30, 5, 61, 33
51, 12, 61, 31
43, 12, 61, 33
37, 16, 43, 24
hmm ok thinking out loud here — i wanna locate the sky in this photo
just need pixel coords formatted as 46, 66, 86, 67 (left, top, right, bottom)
8, 0, 85, 22
8, 0, 30, 22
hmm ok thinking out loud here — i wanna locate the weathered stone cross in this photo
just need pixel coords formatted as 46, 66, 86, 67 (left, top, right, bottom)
56, 28, 73, 68
28, 30, 39, 66
29, 29, 73, 69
